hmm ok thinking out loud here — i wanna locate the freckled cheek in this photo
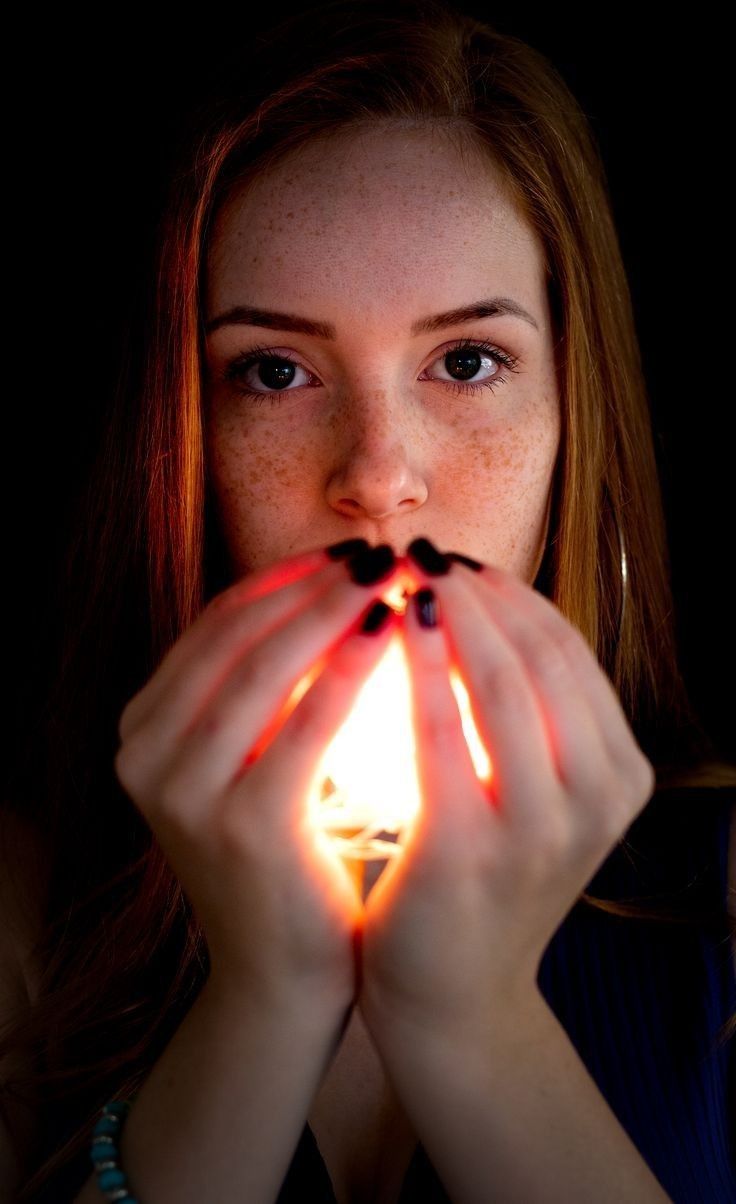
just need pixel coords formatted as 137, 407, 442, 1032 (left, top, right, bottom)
207, 413, 316, 508
455, 414, 557, 498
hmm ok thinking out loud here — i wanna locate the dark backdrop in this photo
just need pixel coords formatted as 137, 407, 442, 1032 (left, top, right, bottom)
10, 5, 733, 766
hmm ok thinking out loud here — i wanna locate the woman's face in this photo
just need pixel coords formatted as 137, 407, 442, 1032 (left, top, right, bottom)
203, 124, 560, 581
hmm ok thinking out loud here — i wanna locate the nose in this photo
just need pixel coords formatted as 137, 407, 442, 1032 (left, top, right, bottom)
325, 399, 428, 521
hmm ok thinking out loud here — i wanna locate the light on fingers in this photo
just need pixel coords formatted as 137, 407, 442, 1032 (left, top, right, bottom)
303, 582, 492, 865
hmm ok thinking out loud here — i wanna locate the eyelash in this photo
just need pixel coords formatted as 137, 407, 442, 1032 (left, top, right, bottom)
222, 336, 521, 406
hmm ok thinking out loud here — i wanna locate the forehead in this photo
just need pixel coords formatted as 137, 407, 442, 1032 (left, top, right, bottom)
205, 124, 547, 328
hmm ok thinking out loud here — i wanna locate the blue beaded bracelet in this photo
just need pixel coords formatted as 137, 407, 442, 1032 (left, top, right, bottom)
89, 1097, 140, 1203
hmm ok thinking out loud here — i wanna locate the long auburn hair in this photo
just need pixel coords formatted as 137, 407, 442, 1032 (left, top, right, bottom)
3, 2, 735, 1199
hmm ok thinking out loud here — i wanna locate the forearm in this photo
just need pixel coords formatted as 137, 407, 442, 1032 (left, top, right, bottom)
366, 990, 672, 1204
73, 975, 349, 1204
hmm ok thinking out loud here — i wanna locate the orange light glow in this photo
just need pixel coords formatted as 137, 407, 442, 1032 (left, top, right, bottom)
304, 581, 493, 862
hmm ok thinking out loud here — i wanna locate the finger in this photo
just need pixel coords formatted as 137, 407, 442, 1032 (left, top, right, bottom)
125, 568, 403, 820
443, 569, 611, 800
411, 572, 558, 834
453, 560, 639, 772
398, 582, 499, 858
243, 599, 402, 840
120, 548, 346, 741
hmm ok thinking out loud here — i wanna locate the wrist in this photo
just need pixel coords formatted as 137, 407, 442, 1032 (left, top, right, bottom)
359, 980, 545, 1057
204, 966, 353, 1033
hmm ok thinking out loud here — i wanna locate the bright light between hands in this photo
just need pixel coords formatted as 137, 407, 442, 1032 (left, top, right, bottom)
304, 583, 492, 863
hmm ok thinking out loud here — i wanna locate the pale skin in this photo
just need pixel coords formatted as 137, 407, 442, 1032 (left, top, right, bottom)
195, 123, 675, 1201
203, 121, 560, 579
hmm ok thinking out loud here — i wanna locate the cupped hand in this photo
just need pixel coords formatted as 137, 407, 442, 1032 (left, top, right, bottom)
114, 543, 403, 1016
358, 558, 655, 1037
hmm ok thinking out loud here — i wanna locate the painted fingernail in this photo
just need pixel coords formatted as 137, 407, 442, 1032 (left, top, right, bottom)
414, 586, 441, 628
346, 543, 396, 585
360, 599, 393, 634
325, 538, 370, 560
446, 551, 483, 572
406, 537, 451, 576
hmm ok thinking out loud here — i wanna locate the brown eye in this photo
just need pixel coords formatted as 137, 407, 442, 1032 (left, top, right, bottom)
422, 337, 520, 396
223, 346, 316, 405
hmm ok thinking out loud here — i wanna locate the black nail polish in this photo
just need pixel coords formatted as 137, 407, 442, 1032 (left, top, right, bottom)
414, 587, 440, 628
407, 537, 450, 576
446, 551, 483, 572
325, 538, 370, 560
360, 599, 393, 634
346, 543, 396, 585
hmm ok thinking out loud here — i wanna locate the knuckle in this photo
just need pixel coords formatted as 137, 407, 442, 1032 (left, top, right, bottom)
523, 633, 570, 684
591, 771, 635, 841
113, 736, 145, 794
480, 658, 527, 707
230, 646, 275, 696
596, 796, 630, 845
118, 692, 147, 742
631, 754, 656, 807
610, 749, 655, 809
639, 754, 656, 798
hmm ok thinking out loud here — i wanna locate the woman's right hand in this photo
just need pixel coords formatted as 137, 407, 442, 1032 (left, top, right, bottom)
113, 543, 404, 1016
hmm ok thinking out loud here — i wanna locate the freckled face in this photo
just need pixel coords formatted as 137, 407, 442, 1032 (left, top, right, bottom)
203, 124, 560, 580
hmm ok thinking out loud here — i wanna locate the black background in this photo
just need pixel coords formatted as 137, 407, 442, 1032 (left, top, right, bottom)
10, 5, 734, 762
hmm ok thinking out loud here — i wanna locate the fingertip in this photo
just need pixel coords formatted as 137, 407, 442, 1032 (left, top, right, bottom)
399, 588, 449, 684
323, 537, 371, 561
445, 550, 484, 573
358, 598, 396, 636
409, 586, 443, 632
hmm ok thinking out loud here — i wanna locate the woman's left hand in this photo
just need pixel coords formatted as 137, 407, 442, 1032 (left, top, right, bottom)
358, 560, 655, 1037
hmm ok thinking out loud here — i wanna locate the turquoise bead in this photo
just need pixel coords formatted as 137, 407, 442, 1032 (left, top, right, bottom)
93, 1115, 121, 1137
90, 1141, 117, 1162
104, 1100, 131, 1117
97, 1167, 127, 1190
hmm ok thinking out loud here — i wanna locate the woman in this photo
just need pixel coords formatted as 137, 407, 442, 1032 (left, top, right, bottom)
2, 2, 734, 1201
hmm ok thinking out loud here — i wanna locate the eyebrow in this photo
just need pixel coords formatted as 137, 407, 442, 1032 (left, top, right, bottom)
204, 296, 539, 337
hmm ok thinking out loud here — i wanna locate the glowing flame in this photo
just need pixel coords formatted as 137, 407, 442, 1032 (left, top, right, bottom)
304, 583, 492, 862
